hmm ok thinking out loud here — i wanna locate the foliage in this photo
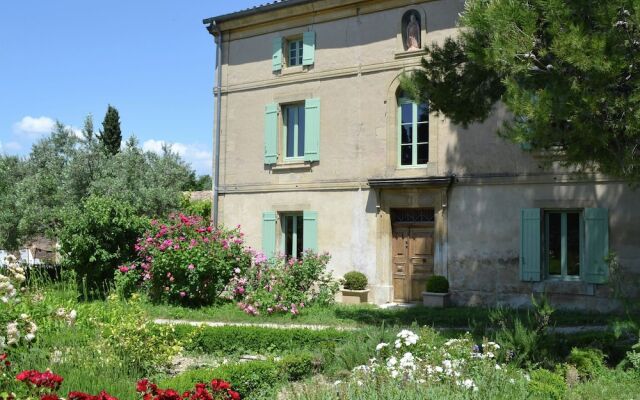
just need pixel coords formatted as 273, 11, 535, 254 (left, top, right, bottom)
179, 194, 212, 222
121, 214, 252, 306
87, 294, 182, 374
160, 362, 280, 399
566, 347, 606, 379
97, 105, 122, 155
0, 119, 198, 249
279, 352, 321, 381
403, 0, 640, 182
342, 271, 368, 291
225, 251, 339, 316
57, 195, 146, 294
489, 296, 554, 368
425, 275, 449, 293
0, 156, 26, 250
625, 334, 640, 371
176, 324, 349, 356
527, 368, 567, 400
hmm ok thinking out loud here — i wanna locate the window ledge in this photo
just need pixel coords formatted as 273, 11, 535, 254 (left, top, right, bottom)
396, 163, 429, 170
280, 65, 307, 76
532, 280, 595, 296
271, 162, 312, 172
394, 49, 427, 59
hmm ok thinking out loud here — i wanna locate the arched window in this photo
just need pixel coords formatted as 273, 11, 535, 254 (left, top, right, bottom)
398, 93, 429, 166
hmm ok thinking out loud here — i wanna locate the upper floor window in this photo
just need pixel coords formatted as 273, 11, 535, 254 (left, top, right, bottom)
283, 104, 305, 160
287, 38, 304, 66
398, 95, 429, 167
272, 32, 316, 73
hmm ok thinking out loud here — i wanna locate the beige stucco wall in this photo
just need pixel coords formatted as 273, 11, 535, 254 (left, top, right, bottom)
212, 0, 640, 308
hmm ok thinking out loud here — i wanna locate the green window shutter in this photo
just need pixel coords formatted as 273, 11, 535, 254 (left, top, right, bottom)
584, 208, 609, 284
302, 211, 318, 252
302, 31, 316, 66
520, 208, 541, 282
272, 37, 283, 72
264, 103, 278, 165
262, 211, 277, 258
304, 98, 320, 162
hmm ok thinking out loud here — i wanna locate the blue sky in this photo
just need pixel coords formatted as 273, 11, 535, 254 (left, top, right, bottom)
0, 0, 264, 175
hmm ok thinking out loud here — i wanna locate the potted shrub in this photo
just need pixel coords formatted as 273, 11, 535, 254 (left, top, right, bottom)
341, 271, 369, 304
422, 275, 450, 307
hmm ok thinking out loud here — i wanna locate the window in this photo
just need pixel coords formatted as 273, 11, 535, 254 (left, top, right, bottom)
545, 211, 581, 279
398, 96, 429, 167
283, 104, 306, 160
281, 213, 304, 259
520, 208, 609, 284
288, 39, 304, 66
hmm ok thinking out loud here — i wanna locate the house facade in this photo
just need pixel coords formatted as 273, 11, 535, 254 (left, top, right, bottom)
203, 0, 640, 311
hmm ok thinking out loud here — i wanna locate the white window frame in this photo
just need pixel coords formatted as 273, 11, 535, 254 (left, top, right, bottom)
282, 103, 305, 162
397, 97, 429, 168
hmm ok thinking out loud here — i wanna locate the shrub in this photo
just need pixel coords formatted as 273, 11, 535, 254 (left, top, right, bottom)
159, 361, 282, 399
123, 214, 252, 306
57, 195, 146, 295
527, 368, 566, 400
489, 295, 554, 368
176, 325, 348, 356
179, 194, 211, 222
279, 352, 321, 381
342, 271, 368, 290
225, 251, 339, 316
567, 348, 606, 379
425, 275, 449, 293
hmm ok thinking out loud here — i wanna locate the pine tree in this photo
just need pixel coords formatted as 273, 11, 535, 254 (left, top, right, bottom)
98, 105, 122, 155
82, 113, 94, 142
403, 0, 640, 182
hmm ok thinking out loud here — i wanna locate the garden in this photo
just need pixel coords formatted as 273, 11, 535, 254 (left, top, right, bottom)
1, 212, 640, 399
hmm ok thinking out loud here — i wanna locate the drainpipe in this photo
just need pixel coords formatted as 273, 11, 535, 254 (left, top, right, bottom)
207, 21, 222, 227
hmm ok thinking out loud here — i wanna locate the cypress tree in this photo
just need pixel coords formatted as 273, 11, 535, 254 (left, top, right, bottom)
98, 105, 122, 155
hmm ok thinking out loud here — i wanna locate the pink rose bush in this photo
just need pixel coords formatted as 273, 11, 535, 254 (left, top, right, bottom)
116, 214, 252, 306
224, 250, 339, 316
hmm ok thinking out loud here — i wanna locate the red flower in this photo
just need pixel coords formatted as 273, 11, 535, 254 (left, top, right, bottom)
210, 380, 230, 391
227, 390, 241, 400
40, 395, 60, 400
136, 379, 150, 393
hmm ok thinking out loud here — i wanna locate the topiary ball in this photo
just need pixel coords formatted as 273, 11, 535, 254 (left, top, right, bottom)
426, 275, 449, 293
342, 271, 368, 290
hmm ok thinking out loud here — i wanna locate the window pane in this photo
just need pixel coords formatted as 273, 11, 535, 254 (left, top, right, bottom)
286, 108, 295, 157
284, 216, 293, 258
567, 213, 580, 276
418, 103, 429, 122
297, 106, 305, 157
417, 143, 428, 164
401, 145, 412, 166
417, 122, 428, 143
296, 215, 304, 258
401, 125, 412, 144
548, 213, 561, 275
401, 103, 413, 124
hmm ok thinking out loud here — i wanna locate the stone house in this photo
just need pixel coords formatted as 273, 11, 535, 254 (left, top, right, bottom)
203, 0, 640, 310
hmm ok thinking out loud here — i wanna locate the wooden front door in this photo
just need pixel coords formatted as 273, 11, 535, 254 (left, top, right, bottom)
392, 225, 435, 302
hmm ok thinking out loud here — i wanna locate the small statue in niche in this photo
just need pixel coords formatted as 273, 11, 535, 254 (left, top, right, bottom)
406, 14, 421, 51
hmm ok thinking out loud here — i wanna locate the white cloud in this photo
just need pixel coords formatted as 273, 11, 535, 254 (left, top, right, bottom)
142, 139, 212, 175
12, 116, 56, 137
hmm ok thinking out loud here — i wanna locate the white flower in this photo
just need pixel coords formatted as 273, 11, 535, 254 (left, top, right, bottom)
51, 350, 63, 364
509, 378, 516, 384
495, 364, 502, 370
390, 370, 399, 378
356, 380, 363, 386
67, 310, 77, 325
333, 380, 342, 386
386, 356, 398, 367
376, 342, 388, 351
24, 333, 35, 342
399, 352, 415, 369
234, 268, 241, 274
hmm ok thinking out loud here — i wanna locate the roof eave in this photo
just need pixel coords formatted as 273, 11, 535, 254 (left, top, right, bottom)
202, 0, 315, 26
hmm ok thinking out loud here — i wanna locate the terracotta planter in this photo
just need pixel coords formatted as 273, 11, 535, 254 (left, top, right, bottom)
422, 291, 450, 308
341, 289, 370, 304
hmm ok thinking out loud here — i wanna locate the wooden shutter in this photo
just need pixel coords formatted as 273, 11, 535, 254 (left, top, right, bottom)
302, 31, 316, 66
304, 98, 320, 162
272, 37, 283, 72
264, 103, 278, 165
520, 208, 541, 282
303, 211, 318, 252
262, 211, 277, 258
584, 208, 609, 284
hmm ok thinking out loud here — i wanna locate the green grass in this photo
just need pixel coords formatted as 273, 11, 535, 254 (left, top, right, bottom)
143, 301, 626, 329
